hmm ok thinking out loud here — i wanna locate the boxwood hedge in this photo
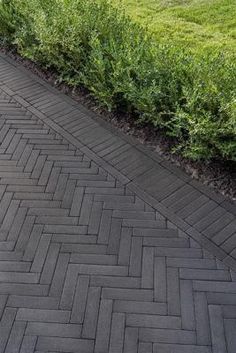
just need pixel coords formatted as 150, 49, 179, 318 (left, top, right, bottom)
0, 0, 235, 160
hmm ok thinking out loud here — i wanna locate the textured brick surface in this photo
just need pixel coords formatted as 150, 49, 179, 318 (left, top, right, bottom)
0, 53, 236, 352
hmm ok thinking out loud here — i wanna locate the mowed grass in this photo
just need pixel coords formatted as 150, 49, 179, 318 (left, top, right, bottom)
113, 0, 236, 54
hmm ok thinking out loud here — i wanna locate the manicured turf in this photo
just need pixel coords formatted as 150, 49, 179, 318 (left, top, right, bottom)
114, 0, 236, 54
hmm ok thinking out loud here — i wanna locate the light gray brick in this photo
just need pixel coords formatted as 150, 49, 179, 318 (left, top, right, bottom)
70, 187, 84, 216
123, 219, 165, 228
194, 292, 211, 345
193, 281, 236, 293
50, 253, 69, 297
60, 265, 78, 310
167, 268, 180, 316
139, 328, 196, 344
20, 200, 61, 208
40, 243, 60, 284
118, 227, 132, 266
209, 305, 227, 353
180, 280, 195, 331
129, 237, 142, 277
0, 295, 7, 319
0, 283, 48, 296
72, 264, 128, 276
222, 305, 236, 318
44, 225, 86, 234
180, 268, 230, 281
113, 300, 166, 315
143, 237, 188, 248
102, 288, 153, 301
28, 207, 69, 216
53, 173, 68, 200
70, 253, 117, 265
71, 275, 89, 323
0, 199, 19, 232
95, 299, 113, 353
5, 321, 26, 353
90, 276, 139, 288
109, 313, 125, 353
62, 179, 76, 209
36, 336, 94, 353
88, 201, 103, 234
36, 215, 77, 225
30, 234, 51, 273
133, 228, 177, 238
224, 319, 236, 353
0, 307, 17, 353
19, 335, 37, 353
114, 210, 155, 220
15, 215, 35, 251
13, 191, 52, 200
155, 247, 202, 258
0, 271, 39, 284
138, 342, 152, 353
126, 314, 181, 329
26, 322, 82, 338
82, 287, 101, 339
38, 160, 53, 186
23, 224, 43, 261
153, 343, 211, 353
45, 166, 60, 193
0, 251, 22, 261
61, 244, 107, 254
124, 327, 138, 353
97, 209, 112, 244
16, 308, 70, 323
7, 295, 59, 309
52, 234, 96, 244
141, 247, 154, 289
154, 257, 166, 303
167, 258, 216, 269
79, 194, 93, 225
107, 218, 122, 255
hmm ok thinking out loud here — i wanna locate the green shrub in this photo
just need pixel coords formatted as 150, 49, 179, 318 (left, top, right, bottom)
0, 0, 25, 43
0, 0, 235, 161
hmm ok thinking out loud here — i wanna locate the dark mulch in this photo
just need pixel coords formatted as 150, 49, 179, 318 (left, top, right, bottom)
1, 46, 235, 201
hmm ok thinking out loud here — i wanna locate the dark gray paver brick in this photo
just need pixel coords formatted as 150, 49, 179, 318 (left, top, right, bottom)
36, 336, 94, 353
26, 322, 82, 338
71, 275, 89, 324
94, 299, 112, 352
224, 319, 236, 353
4, 321, 26, 353
109, 313, 125, 353
113, 300, 166, 315
139, 327, 196, 344
0, 53, 235, 353
7, 295, 59, 310
194, 292, 211, 345
209, 305, 227, 353
16, 308, 70, 323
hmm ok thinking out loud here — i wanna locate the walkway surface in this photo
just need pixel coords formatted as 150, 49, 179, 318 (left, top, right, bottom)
0, 52, 236, 353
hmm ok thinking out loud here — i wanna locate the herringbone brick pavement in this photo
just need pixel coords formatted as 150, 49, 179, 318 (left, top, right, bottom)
0, 63, 236, 353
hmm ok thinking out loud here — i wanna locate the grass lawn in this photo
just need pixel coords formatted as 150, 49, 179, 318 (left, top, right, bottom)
113, 0, 236, 54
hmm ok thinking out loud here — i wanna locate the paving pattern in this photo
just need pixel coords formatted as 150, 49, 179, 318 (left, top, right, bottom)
0, 53, 236, 353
